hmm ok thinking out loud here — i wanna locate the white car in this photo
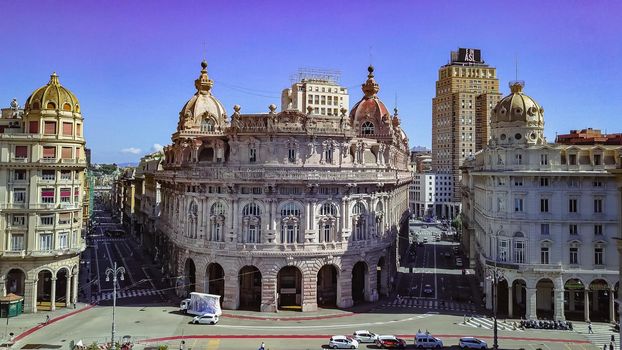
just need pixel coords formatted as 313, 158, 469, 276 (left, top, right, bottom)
459, 337, 487, 349
192, 313, 219, 325
329, 335, 358, 349
352, 330, 378, 343
414, 332, 443, 349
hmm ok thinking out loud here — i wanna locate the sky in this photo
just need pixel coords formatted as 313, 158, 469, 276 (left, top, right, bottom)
1, 0, 621, 164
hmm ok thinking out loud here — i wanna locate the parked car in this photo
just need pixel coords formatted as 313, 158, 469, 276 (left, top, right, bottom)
375, 335, 407, 349
459, 337, 487, 349
414, 332, 443, 349
191, 313, 219, 325
329, 335, 358, 349
423, 284, 434, 295
352, 330, 378, 343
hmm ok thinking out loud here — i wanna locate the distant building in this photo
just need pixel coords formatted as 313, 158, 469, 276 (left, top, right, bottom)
281, 68, 349, 115
133, 152, 163, 258
0, 73, 87, 313
556, 128, 622, 145
432, 48, 502, 219
409, 147, 434, 217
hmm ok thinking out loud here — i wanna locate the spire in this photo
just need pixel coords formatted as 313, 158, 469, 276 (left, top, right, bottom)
194, 60, 214, 94
49, 72, 60, 85
361, 65, 380, 98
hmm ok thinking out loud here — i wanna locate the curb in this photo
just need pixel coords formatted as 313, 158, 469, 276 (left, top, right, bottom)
14, 304, 96, 342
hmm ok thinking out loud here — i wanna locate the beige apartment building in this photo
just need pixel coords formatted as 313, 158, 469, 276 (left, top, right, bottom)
281, 68, 349, 115
432, 48, 501, 218
0, 73, 87, 313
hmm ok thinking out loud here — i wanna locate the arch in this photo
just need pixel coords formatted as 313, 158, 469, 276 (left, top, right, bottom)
589, 278, 611, 322
319, 202, 338, 216
317, 265, 338, 307
513, 231, 524, 238
5, 268, 26, 296
242, 202, 262, 216
55, 267, 70, 308
277, 266, 302, 310
361, 121, 375, 135
511, 279, 527, 319
564, 278, 586, 321
75, 104, 80, 113
36, 269, 54, 310
351, 261, 368, 304
62, 103, 72, 111
206, 263, 225, 305
198, 147, 214, 162
46, 101, 56, 109
183, 258, 196, 297
536, 278, 554, 319
238, 266, 261, 310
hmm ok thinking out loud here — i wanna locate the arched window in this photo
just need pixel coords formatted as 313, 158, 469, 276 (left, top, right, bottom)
242, 202, 262, 243
187, 201, 198, 238
352, 202, 367, 241
209, 202, 226, 242
46, 102, 56, 110
201, 119, 215, 132
361, 121, 375, 135
320, 202, 337, 216
280, 202, 301, 244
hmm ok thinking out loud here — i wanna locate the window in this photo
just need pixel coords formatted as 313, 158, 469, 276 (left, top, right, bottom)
320, 202, 337, 216
72, 230, 78, 246
541, 223, 550, 235
569, 199, 577, 213
540, 154, 548, 165
62, 122, 73, 136
540, 178, 549, 187
12, 215, 25, 226
44, 121, 56, 135
42, 170, 55, 180
10, 234, 24, 251
322, 223, 331, 242
60, 188, 71, 203
540, 247, 550, 264
288, 148, 296, 163
569, 247, 579, 264
593, 179, 603, 187
515, 153, 522, 165
15, 146, 27, 159
242, 202, 261, 216
498, 240, 508, 262
514, 198, 523, 212
324, 148, 333, 163
594, 224, 603, 235
569, 224, 578, 235
76, 123, 81, 136
39, 233, 52, 251
60, 170, 72, 180
568, 178, 579, 187
41, 188, 55, 203
29, 121, 39, 134
361, 121, 375, 135
248, 225, 258, 243
61, 147, 72, 159
200, 119, 214, 132
514, 241, 525, 263
249, 148, 257, 163
285, 224, 296, 243
514, 177, 523, 186
58, 232, 68, 249
42, 146, 56, 159
569, 154, 577, 165
13, 188, 26, 203
594, 247, 604, 265
594, 198, 603, 213
40, 215, 54, 226
14, 170, 26, 181
540, 198, 549, 213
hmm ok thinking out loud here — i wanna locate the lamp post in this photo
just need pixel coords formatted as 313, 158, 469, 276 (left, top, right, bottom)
105, 262, 125, 347
487, 259, 503, 350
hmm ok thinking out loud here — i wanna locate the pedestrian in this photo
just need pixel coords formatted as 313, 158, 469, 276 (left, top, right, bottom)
604, 344, 608, 350
259, 341, 265, 350
73, 302, 77, 309
179, 340, 185, 350
610, 341, 614, 350
588, 321, 594, 334
45, 315, 50, 324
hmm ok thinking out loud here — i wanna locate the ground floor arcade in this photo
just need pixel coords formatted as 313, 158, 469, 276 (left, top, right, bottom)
0, 255, 80, 313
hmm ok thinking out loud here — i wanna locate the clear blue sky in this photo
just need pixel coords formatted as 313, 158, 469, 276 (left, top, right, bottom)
1, 0, 620, 164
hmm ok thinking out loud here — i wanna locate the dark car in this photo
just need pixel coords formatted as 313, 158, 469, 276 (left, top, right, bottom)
106, 229, 125, 237
376, 335, 407, 349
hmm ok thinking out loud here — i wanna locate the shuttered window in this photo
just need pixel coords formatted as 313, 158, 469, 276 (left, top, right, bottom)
29, 121, 39, 134
59, 212, 71, 224
76, 123, 81, 136
62, 122, 73, 136
15, 146, 28, 158
41, 188, 55, 203
76, 147, 81, 159
61, 147, 72, 159
74, 187, 80, 202
60, 188, 71, 202
42, 146, 56, 158
44, 121, 56, 135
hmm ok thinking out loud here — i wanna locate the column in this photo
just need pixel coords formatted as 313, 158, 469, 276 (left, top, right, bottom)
526, 287, 537, 320
25, 279, 38, 313
508, 285, 513, 318
554, 276, 565, 321
50, 277, 57, 311
65, 276, 72, 308
0, 276, 6, 297
270, 200, 277, 231
310, 200, 317, 231
584, 289, 591, 322
222, 271, 239, 310
610, 288, 616, 322
72, 273, 79, 304
337, 271, 353, 308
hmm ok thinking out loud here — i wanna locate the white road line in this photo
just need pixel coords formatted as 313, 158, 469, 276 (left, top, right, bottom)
113, 241, 136, 285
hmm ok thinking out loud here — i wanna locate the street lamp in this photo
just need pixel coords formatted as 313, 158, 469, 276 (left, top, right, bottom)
105, 262, 125, 347
486, 260, 503, 350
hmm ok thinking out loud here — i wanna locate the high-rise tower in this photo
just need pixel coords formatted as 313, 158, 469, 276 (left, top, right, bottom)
431, 48, 501, 218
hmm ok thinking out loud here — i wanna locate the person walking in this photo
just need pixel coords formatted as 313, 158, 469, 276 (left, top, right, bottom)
45, 315, 50, 324
588, 321, 594, 334
259, 341, 265, 350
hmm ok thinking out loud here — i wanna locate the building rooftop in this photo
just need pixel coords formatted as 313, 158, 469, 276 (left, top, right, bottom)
555, 128, 622, 145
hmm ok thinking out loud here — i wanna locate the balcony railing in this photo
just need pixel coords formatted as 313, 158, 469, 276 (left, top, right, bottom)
40, 158, 58, 163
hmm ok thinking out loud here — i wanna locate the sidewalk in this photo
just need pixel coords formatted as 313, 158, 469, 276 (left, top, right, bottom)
0, 302, 93, 345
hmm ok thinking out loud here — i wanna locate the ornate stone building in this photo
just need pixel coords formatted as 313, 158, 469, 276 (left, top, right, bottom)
0, 74, 87, 313
156, 61, 411, 312
462, 81, 621, 322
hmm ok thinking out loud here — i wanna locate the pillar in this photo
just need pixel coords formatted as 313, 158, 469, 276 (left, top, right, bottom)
222, 272, 239, 310
260, 276, 277, 312
72, 273, 79, 304
65, 276, 72, 307
25, 279, 38, 313
610, 288, 616, 322
554, 288, 565, 321
508, 285, 513, 318
485, 278, 493, 310
49, 277, 57, 311
584, 289, 591, 322
337, 269, 353, 308
526, 287, 537, 320
301, 271, 318, 312
0, 276, 6, 297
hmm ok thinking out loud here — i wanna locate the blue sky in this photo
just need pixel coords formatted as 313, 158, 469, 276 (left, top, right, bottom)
1, 0, 620, 163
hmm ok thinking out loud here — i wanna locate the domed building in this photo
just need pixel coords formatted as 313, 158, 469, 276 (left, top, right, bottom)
156, 61, 411, 312
0, 73, 87, 313
461, 81, 622, 322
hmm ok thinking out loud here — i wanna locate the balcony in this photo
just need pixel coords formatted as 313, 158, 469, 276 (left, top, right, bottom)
40, 158, 58, 164
10, 158, 29, 163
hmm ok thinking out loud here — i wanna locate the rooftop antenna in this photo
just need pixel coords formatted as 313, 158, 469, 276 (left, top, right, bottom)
515, 53, 518, 81
369, 45, 373, 66
202, 41, 207, 61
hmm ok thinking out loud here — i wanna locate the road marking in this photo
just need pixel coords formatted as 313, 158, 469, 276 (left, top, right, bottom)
206, 339, 220, 350
113, 242, 136, 285
433, 242, 437, 300
142, 267, 157, 290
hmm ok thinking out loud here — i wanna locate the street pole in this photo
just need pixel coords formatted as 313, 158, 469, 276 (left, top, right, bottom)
105, 262, 125, 348
493, 257, 499, 350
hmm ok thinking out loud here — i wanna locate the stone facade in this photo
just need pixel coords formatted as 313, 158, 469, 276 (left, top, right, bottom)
462, 81, 622, 322
156, 61, 411, 312
0, 74, 87, 313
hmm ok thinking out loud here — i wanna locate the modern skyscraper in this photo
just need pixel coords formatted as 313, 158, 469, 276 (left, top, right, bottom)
432, 48, 501, 219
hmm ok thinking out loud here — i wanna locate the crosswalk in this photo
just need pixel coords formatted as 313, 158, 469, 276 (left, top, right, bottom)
463, 315, 523, 332
91, 288, 163, 303
579, 323, 619, 350
380, 297, 477, 313
92, 237, 127, 242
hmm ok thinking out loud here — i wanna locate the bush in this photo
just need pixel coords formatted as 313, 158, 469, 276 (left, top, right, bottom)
158, 346, 169, 350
